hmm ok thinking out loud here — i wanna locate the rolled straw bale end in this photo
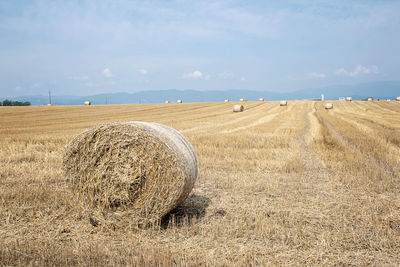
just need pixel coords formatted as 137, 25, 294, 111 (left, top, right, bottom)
224, 99, 229, 102
325, 103, 333, 109
239, 98, 244, 102
233, 104, 244, 112
165, 100, 170, 104
62, 121, 197, 227
280, 100, 287, 106
177, 100, 183, 103
346, 97, 352, 101
396, 96, 400, 101
84, 101, 91, 106
259, 98, 264, 101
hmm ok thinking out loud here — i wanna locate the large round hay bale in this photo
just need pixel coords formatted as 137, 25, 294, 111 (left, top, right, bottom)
224, 99, 229, 103
259, 98, 264, 101
325, 103, 333, 109
63, 122, 197, 227
239, 98, 244, 102
368, 97, 373, 101
396, 96, 400, 101
233, 104, 244, 112
84, 101, 91, 106
177, 100, 182, 103
346, 97, 352, 101
280, 100, 287, 106
165, 100, 170, 104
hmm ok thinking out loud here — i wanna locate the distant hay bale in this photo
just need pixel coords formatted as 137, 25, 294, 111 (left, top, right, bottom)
368, 97, 373, 101
47, 104, 52, 106
396, 96, 400, 101
233, 104, 244, 112
84, 101, 91, 106
386, 99, 391, 102
239, 98, 244, 102
165, 100, 170, 104
177, 100, 182, 103
259, 98, 264, 101
325, 103, 333, 109
63, 122, 197, 227
280, 100, 287, 106
346, 97, 352, 101
224, 99, 229, 102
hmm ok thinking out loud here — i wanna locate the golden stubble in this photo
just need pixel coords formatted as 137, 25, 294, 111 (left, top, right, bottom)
0, 101, 399, 266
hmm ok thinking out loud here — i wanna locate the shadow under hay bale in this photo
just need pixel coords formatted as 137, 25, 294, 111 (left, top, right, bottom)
161, 194, 211, 229
63, 121, 198, 230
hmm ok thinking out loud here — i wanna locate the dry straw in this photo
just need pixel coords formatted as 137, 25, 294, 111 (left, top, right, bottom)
325, 103, 333, 109
233, 104, 244, 112
280, 100, 287, 106
63, 121, 197, 228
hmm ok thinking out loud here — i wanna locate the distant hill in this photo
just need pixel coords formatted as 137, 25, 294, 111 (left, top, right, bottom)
1, 80, 399, 106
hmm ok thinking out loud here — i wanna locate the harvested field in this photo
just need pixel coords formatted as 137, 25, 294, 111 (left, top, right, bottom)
0, 101, 399, 266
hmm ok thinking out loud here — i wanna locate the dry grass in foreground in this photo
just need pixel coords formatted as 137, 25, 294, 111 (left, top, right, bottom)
0, 101, 399, 266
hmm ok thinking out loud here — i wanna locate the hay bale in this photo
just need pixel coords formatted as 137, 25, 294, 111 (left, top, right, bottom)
84, 101, 91, 106
259, 98, 264, 101
368, 97, 373, 101
63, 121, 197, 227
386, 99, 391, 102
346, 97, 352, 101
325, 103, 333, 109
177, 100, 182, 103
239, 98, 244, 102
224, 99, 229, 103
165, 100, 170, 104
233, 104, 244, 112
47, 104, 52, 106
396, 96, 400, 101
280, 100, 287, 106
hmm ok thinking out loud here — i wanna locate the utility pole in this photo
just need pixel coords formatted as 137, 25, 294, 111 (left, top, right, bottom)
105, 96, 108, 105
48, 90, 52, 105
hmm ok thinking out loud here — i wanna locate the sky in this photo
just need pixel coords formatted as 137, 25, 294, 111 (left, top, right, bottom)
0, 0, 399, 97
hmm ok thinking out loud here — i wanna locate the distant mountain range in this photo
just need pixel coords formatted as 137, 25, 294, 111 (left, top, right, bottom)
2, 80, 399, 106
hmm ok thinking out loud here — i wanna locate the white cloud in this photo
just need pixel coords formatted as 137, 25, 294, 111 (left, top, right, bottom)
309, 72, 326, 79
335, 65, 378, 77
103, 68, 113, 78
219, 71, 233, 79
204, 74, 211, 80
241, 76, 246, 81
70, 75, 89, 81
139, 69, 148, 75
183, 70, 203, 79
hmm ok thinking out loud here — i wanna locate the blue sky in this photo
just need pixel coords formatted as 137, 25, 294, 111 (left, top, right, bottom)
0, 0, 399, 96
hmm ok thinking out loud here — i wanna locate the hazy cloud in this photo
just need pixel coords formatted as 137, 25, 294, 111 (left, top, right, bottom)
70, 75, 89, 81
139, 69, 148, 75
335, 65, 378, 77
241, 76, 246, 81
103, 68, 113, 78
183, 70, 203, 79
204, 74, 211, 80
309, 72, 326, 79
219, 71, 233, 79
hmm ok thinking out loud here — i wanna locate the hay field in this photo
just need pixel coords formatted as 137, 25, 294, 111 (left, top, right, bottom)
1, 101, 399, 266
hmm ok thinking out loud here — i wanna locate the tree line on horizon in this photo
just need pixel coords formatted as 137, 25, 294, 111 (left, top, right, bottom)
0, 99, 31, 106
